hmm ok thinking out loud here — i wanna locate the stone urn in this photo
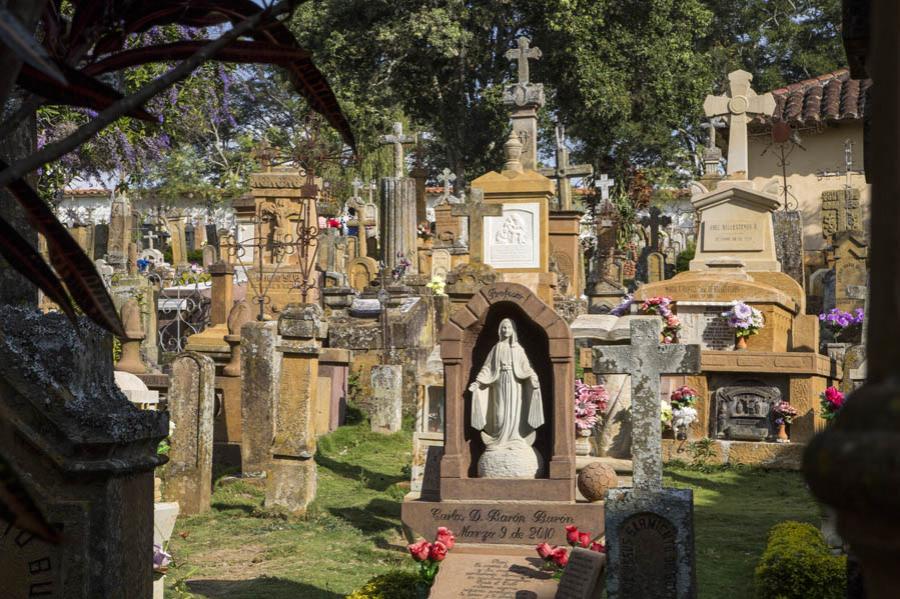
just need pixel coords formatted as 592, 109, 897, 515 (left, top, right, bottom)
575, 429, 593, 456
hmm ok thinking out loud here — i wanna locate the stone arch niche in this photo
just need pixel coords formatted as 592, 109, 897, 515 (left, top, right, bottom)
439, 282, 575, 501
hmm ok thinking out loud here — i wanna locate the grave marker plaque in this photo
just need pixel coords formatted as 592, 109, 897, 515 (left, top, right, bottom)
557, 547, 605, 599
618, 513, 678, 598
430, 547, 558, 599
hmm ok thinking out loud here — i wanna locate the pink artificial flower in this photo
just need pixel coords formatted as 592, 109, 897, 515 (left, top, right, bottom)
824, 386, 844, 408
536, 542, 553, 559
429, 541, 448, 562
551, 547, 569, 568
589, 541, 606, 553
408, 540, 432, 562
565, 525, 580, 546
436, 527, 456, 550
577, 532, 591, 548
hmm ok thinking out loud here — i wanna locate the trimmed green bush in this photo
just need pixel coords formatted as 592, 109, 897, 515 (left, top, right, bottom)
345, 571, 420, 599
754, 521, 846, 599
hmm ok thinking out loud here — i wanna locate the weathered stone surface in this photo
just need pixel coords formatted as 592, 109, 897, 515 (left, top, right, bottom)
429, 545, 558, 599
577, 462, 619, 502
0, 308, 166, 598
773, 210, 805, 285
593, 319, 701, 491
402, 500, 604, 546
713, 380, 781, 441
605, 488, 696, 599
164, 352, 215, 515
370, 364, 402, 433
240, 321, 280, 476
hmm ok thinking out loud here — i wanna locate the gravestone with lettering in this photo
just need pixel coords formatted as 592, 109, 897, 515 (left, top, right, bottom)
0, 308, 167, 598
429, 546, 558, 599
832, 232, 868, 314
370, 364, 403, 434
594, 318, 701, 599
675, 301, 736, 351
556, 547, 606, 599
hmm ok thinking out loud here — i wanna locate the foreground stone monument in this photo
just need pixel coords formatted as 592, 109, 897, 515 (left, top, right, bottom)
0, 308, 167, 597
595, 319, 701, 598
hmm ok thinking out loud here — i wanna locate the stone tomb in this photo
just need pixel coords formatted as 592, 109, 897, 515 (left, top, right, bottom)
402, 283, 603, 550
370, 364, 403, 434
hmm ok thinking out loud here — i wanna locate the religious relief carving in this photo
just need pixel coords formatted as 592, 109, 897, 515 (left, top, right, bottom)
249, 172, 305, 189
821, 188, 863, 239
494, 213, 529, 245
468, 319, 545, 478
714, 381, 781, 441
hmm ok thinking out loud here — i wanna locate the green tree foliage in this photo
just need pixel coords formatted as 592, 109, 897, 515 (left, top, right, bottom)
702, 0, 846, 92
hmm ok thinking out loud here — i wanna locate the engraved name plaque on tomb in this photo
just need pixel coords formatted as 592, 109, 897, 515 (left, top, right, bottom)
714, 381, 780, 441
701, 219, 764, 252
429, 547, 558, 599
484, 203, 541, 269
676, 302, 735, 351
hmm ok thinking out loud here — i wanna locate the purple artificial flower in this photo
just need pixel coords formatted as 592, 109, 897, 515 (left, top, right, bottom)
153, 544, 171, 570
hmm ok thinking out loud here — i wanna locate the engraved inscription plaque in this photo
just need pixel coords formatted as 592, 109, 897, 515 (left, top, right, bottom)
619, 513, 677, 598
702, 219, 764, 252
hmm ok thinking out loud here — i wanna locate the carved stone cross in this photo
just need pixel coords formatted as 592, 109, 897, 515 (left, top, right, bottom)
593, 319, 701, 491
437, 168, 457, 202
143, 229, 159, 250
505, 36, 542, 85
597, 173, 615, 202
452, 188, 502, 263
640, 206, 672, 252
539, 124, 594, 211
380, 122, 416, 178
703, 70, 776, 177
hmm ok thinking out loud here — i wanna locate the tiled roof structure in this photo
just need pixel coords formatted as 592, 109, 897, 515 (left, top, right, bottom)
750, 69, 872, 128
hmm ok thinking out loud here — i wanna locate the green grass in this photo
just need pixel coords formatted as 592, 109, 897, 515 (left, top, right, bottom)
165, 426, 820, 599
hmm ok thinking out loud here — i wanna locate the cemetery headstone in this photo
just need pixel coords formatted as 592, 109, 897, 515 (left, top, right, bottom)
556, 547, 606, 599
647, 251, 666, 283
821, 187, 863, 242
539, 124, 593, 211
714, 380, 781, 441
429, 546, 558, 599
240, 320, 281, 477
502, 36, 545, 170
772, 210, 805, 285
0, 308, 167, 597
594, 318, 701, 598
164, 352, 216, 515
370, 364, 403, 434
832, 232, 868, 313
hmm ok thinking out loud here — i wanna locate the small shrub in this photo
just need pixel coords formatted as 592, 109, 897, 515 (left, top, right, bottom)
754, 521, 846, 599
676, 241, 696, 273
345, 570, 420, 599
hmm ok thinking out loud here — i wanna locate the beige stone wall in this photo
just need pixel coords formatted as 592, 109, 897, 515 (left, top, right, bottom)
748, 124, 870, 252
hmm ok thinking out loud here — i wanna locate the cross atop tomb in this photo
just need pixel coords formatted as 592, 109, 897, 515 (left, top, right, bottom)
505, 36, 542, 85
452, 188, 502, 263
640, 206, 672, 252
593, 319, 701, 491
597, 173, 615, 203
252, 140, 278, 172
703, 70, 775, 177
351, 178, 364, 202
437, 168, 457, 203
380, 122, 417, 179
143, 229, 159, 250
539, 124, 594, 211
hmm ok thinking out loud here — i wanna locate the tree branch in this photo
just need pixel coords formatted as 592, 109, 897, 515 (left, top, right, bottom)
0, 0, 292, 189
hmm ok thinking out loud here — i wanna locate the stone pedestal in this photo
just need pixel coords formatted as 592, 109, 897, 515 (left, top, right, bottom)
266, 304, 327, 514
381, 177, 418, 273
0, 308, 167, 598
164, 352, 216, 515
549, 211, 585, 297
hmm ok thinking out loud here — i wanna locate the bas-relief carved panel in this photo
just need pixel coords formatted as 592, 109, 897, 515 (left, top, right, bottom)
714, 380, 781, 441
484, 203, 540, 269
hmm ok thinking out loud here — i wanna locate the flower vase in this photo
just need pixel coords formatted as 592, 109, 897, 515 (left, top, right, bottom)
416, 581, 431, 599
575, 431, 593, 457
735, 335, 748, 350
776, 422, 790, 443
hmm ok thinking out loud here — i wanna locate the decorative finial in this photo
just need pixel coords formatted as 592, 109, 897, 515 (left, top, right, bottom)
503, 131, 523, 173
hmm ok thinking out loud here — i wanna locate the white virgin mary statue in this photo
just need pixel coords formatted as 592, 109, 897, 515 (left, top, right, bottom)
468, 318, 545, 478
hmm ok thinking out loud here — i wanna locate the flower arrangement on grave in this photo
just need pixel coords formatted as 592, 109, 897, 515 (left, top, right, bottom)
669, 385, 699, 439
407, 527, 455, 589
535, 526, 605, 579
610, 294, 681, 343
574, 380, 609, 456
772, 401, 798, 443
818, 308, 864, 342
721, 300, 764, 349
425, 275, 446, 296
820, 387, 845, 422
574, 380, 609, 436
153, 543, 172, 576
661, 400, 674, 430
391, 253, 412, 281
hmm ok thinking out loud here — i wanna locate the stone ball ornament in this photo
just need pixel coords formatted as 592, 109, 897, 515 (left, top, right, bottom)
577, 462, 619, 502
